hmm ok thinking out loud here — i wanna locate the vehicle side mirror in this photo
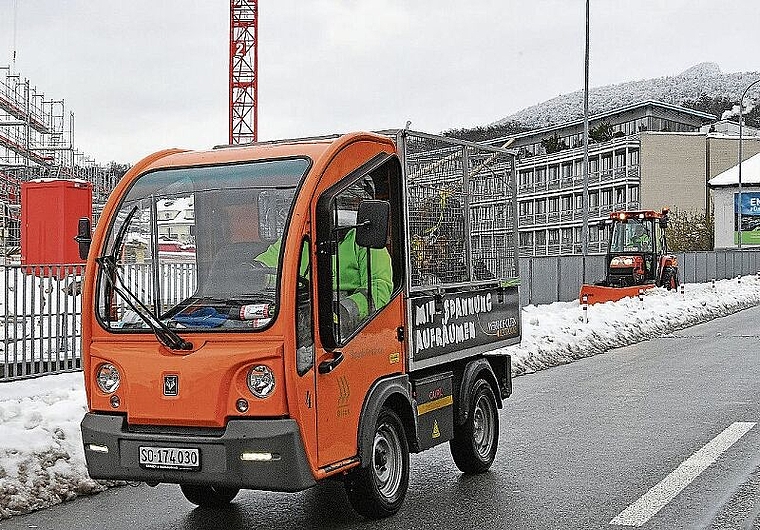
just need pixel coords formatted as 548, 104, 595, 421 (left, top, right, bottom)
74, 217, 92, 260
355, 200, 390, 249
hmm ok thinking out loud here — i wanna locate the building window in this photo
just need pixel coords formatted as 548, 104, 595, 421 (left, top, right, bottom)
536, 230, 546, 246
519, 232, 534, 248
589, 191, 598, 208
519, 170, 533, 186
589, 158, 599, 174
548, 229, 559, 245
549, 166, 559, 181
615, 187, 626, 204
549, 197, 559, 212
535, 199, 546, 214
601, 155, 613, 171
562, 163, 572, 178
561, 228, 572, 243
561, 195, 572, 211
601, 189, 612, 205
535, 167, 546, 184
629, 150, 639, 166
615, 151, 626, 168
630, 186, 639, 202
575, 194, 583, 210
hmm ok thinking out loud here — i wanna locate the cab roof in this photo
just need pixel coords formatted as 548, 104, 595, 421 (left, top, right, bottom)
610, 209, 669, 220
137, 131, 395, 172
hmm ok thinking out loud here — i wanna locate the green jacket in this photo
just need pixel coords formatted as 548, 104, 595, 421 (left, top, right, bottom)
255, 229, 393, 319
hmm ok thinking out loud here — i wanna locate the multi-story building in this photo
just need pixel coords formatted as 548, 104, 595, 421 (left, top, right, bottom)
492, 100, 760, 256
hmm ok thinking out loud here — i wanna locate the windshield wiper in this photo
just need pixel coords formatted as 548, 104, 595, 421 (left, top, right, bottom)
97, 257, 193, 350
98, 207, 192, 350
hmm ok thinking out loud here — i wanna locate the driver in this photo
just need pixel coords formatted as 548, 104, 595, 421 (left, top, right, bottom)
255, 177, 393, 338
631, 224, 651, 251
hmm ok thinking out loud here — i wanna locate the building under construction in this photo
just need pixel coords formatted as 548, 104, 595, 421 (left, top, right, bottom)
0, 66, 123, 258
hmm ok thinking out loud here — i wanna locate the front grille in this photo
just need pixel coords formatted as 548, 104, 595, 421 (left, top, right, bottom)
126, 423, 226, 437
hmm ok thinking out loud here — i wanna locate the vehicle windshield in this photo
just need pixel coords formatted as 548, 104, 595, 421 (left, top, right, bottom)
96, 158, 311, 332
609, 218, 653, 253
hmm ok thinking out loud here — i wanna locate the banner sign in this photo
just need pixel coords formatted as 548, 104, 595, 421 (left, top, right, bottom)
734, 192, 760, 245
409, 285, 520, 362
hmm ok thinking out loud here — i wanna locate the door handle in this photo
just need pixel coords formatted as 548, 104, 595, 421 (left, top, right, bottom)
318, 351, 344, 374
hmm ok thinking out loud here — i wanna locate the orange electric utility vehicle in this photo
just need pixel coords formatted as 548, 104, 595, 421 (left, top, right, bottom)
77, 130, 521, 518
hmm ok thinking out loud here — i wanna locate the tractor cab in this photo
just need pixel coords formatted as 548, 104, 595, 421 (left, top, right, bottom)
605, 211, 667, 287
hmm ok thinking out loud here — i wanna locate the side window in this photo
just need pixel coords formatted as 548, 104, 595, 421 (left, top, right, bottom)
296, 239, 314, 375
316, 156, 401, 348
330, 177, 393, 343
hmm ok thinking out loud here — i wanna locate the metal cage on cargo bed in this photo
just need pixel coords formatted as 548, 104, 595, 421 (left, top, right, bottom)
384, 130, 518, 292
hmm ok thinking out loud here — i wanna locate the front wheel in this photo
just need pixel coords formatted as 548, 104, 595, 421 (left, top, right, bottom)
345, 407, 409, 519
450, 378, 499, 474
179, 484, 239, 508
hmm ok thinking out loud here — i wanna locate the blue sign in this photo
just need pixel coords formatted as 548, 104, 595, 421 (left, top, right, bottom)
734, 192, 760, 244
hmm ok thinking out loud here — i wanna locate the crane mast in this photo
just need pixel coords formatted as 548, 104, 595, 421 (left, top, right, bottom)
229, 0, 258, 144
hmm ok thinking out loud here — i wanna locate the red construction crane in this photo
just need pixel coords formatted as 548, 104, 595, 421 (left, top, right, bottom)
229, 0, 258, 144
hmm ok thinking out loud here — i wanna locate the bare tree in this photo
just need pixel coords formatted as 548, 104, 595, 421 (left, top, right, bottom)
665, 209, 714, 251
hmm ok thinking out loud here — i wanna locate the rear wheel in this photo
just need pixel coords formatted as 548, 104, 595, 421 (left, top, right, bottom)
662, 267, 679, 290
450, 378, 499, 474
345, 407, 409, 519
179, 484, 239, 508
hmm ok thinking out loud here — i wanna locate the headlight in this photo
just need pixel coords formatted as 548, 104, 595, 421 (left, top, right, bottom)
96, 363, 120, 394
247, 365, 275, 399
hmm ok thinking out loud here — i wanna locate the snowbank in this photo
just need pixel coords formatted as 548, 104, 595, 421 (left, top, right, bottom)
0, 373, 118, 519
1, 276, 759, 519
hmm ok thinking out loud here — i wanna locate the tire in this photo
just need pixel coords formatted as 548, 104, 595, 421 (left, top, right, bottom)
180, 484, 239, 508
450, 378, 499, 474
345, 407, 409, 519
662, 267, 678, 290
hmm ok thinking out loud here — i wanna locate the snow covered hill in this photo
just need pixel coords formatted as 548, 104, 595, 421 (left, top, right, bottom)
494, 62, 760, 129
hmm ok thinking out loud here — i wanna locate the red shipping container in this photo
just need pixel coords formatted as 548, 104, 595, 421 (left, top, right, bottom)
21, 179, 92, 269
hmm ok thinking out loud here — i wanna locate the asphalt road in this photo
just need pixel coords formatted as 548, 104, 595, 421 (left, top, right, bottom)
3, 306, 760, 530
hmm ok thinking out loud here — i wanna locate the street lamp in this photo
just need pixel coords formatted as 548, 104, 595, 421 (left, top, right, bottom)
581, 0, 590, 276
737, 78, 760, 249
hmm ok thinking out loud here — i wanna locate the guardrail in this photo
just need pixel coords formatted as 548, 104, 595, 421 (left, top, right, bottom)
2, 250, 760, 382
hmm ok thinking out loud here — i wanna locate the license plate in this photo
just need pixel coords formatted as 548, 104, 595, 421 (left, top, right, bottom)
139, 446, 200, 470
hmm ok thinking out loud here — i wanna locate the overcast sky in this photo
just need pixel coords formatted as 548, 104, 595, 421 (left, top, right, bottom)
1, 1, 759, 164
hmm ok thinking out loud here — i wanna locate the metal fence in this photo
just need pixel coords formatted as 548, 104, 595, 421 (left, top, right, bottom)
0, 262, 197, 382
519, 250, 760, 306
0, 264, 85, 381
2, 249, 760, 382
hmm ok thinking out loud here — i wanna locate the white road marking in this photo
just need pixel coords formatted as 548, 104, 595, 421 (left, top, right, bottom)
610, 421, 756, 527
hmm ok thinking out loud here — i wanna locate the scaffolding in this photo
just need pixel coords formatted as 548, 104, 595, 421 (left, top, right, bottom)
0, 66, 123, 258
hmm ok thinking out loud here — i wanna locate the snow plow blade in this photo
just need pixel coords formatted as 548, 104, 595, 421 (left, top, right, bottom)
579, 284, 655, 305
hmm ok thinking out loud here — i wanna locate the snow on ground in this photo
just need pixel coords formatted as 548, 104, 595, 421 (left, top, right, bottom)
1, 276, 760, 519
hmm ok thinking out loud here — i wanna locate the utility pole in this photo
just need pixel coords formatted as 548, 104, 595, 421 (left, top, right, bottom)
581, 0, 590, 276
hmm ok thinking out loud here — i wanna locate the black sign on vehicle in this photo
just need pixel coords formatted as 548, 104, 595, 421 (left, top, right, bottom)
410, 285, 520, 362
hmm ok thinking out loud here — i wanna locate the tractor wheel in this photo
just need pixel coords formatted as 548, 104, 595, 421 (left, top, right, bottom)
662, 268, 679, 290
450, 378, 499, 474
345, 407, 409, 519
